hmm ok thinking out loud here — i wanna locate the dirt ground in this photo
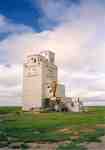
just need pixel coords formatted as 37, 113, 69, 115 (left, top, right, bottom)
0, 141, 69, 150
0, 138, 104, 150
0, 136, 105, 150
85, 136, 105, 150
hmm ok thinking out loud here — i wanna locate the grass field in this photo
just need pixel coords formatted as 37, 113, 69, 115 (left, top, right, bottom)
0, 107, 105, 149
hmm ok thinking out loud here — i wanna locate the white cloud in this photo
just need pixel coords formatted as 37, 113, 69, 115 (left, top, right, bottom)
0, 14, 33, 64
40, 0, 79, 21
0, 14, 33, 34
0, 65, 22, 97
0, 0, 105, 104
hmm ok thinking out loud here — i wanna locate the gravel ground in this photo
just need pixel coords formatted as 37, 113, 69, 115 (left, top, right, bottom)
0, 136, 105, 150
84, 136, 105, 150
0, 141, 70, 150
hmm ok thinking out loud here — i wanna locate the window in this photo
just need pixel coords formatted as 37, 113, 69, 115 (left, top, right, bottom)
34, 58, 36, 63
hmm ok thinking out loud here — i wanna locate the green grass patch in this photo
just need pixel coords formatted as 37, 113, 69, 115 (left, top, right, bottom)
57, 128, 105, 150
0, 107, 21, 114
0, 106, 104, 148
57, 142, 87, 150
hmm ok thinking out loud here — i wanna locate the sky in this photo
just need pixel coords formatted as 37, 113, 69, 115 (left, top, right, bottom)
0, 0, 105, 105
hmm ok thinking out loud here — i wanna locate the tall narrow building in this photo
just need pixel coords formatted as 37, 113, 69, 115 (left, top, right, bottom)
23, 51, 58, 110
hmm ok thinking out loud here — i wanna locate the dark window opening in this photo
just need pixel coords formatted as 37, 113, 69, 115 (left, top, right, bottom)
34, 58, 36, 63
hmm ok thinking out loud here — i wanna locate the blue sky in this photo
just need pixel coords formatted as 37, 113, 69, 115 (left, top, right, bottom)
0, 0, 80, 32
0, 0, 41, 31
0, 0, 105, 105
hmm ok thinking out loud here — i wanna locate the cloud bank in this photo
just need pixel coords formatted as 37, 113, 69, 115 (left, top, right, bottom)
0, 65, 22, 105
